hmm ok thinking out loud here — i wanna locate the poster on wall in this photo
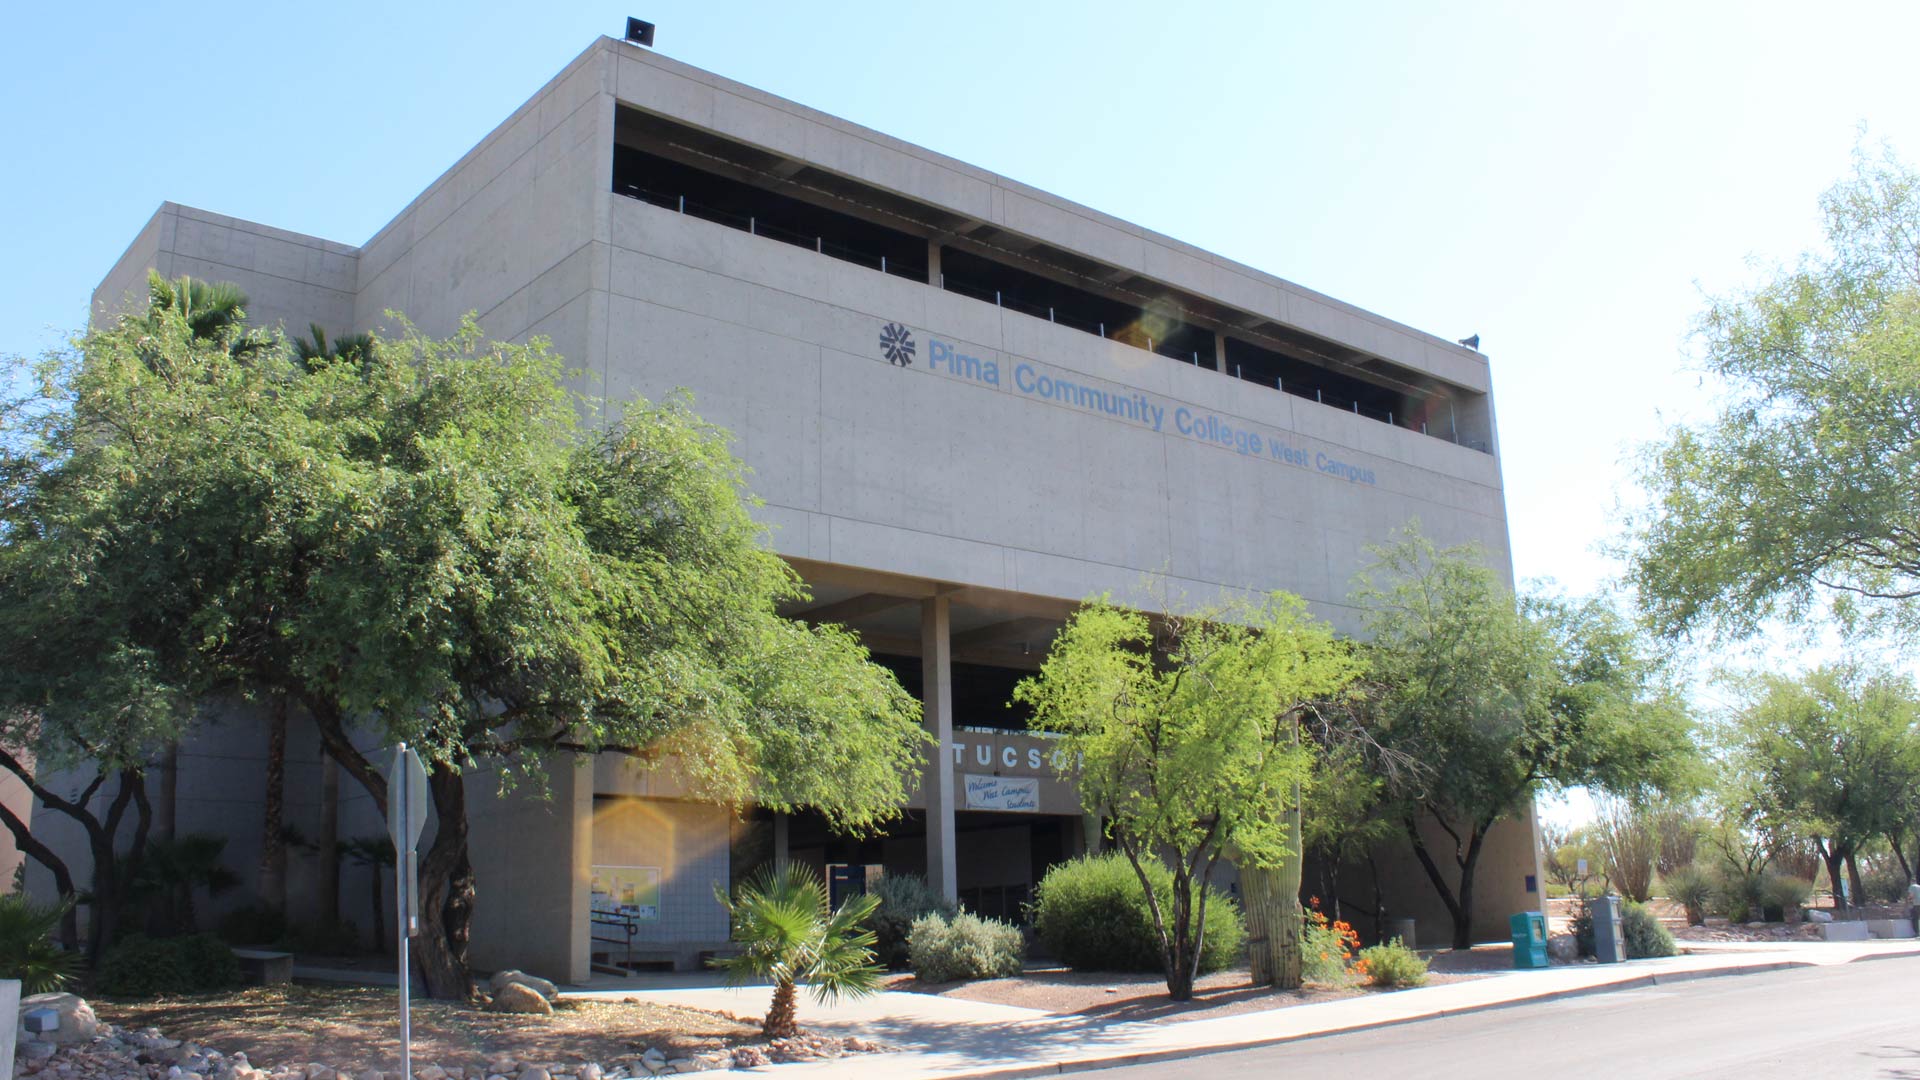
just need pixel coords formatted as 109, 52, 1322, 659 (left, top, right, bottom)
590, 865, 662, 921
963, 774, 1039, 812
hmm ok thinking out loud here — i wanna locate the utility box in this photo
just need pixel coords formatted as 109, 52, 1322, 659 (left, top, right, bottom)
1589, 895, 1627, 963
1509, 912, 1548, 969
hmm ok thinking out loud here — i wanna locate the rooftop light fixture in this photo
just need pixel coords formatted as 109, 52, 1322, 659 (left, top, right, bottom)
625, 17, 656, 47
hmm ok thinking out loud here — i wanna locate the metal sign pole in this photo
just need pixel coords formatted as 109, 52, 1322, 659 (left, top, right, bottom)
396, 743, 412, 1080
389, 742, 426, 1080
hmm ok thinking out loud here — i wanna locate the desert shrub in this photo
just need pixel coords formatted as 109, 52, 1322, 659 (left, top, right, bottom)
1863, 859, 1910, 905
1355, 939, 1427, 988
1032, 853, 1243, 974
1301, 903, 1361, 985
218, 902, 291, 947
1760, 874, 1814, 921
1663, 865, 1712, 926
1712, 866, 1765, 923
95, 933, 241, 998
1594, 799, 1659, 902
866, 874, 956, 970
907, 912, 1024, 983
1621, 901, 1676, 958
0, 894, 77, 994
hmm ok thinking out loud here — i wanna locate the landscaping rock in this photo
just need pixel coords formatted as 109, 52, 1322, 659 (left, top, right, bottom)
487, 970, 559, 1003
519, 1066, 552, 1080
18, 992, 99, 1044
488, 983, 553, 1016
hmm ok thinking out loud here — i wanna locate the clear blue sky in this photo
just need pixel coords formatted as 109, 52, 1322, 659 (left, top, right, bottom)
5, 0, 1918, 600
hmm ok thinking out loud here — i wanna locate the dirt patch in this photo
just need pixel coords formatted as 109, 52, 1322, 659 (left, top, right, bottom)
889, 961, 1488, 1024
95, 985, 762, 1072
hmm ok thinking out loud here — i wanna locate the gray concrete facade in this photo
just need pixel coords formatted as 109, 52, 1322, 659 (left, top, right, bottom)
81, 37, 1537, 982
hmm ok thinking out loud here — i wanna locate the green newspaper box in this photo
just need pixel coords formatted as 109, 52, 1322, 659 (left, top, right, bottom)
1509, 911, 1549, 969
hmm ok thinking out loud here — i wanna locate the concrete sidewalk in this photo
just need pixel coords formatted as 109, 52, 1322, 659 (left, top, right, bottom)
562, 940, 1920, 1078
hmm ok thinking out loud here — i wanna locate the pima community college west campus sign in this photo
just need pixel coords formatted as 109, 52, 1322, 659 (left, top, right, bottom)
877, 322, 1379, 486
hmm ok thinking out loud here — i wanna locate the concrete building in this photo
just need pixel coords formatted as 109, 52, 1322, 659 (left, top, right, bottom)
80, 35, 1541, 982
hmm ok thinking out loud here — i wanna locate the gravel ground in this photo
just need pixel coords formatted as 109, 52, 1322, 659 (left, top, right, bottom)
890, 959, 1490, 1024
95, 986, 766, 1072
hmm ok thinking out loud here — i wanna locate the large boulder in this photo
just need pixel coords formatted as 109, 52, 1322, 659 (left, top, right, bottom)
486, 982, 552, 1016
19, 992, 99, 1044
486, 970, 558, 1003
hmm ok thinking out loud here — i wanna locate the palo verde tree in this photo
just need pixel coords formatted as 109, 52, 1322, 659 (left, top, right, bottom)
1355, 527, 1696, 948
1016, 592, 1358, 1001
1718, 663, 1920, 909
1624, 148, 1920, 642
0, 303, 927, 997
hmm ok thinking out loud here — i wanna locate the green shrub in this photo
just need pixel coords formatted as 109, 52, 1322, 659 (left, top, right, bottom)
1573, 900, 1677, 959
95, 933, 241, 998
1356, 939, 1427, 988
1031, 853, 1243, 974
907, 912, 1024, 983
1301, 907, 1360, 985
1663, 865, 1713, 926
866, 874, 956, 970
0, 894, 77, 994
218, 902, 291, 947
1712, 867, 1764, 923
1621, 901, 1677, 958
1863, 859, 1910, 905
1760, 874, 1814, 921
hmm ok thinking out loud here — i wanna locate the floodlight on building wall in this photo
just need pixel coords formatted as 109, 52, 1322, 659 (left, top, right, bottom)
625, 17, 656, 47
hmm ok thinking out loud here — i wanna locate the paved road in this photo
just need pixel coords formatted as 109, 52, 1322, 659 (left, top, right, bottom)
1095, 955, 1920, 1079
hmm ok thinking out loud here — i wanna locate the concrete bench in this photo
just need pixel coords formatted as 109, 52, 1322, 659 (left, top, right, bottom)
231, 949, 294, 985
1819, 921, 1871, 942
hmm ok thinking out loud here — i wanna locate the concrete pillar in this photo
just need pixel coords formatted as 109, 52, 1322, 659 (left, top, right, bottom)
773, 811, 791, 872
927, 239, 943, 287
1212, 332, 1228, 373
921, 595, 957, 902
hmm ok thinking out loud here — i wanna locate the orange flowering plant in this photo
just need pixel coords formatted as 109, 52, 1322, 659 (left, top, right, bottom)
1301, 897, 1364, 985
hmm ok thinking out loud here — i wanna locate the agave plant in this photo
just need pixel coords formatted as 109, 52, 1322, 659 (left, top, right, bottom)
711, 865, 884, 1038
0, 894, 78, 994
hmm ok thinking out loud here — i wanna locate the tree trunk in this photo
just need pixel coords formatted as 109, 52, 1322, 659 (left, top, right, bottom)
319, 750, 340, 927
1821, 846, 1848, 912
413, 767, 476, 1001
0, 798, 80, 948
1165, 874, 1195, 1002
1404, 817, 1465, 948
763, 979, 799, 1038
1889, 830, 1914, 885
1454, 828, 1485, 950
258, 696, 288, 911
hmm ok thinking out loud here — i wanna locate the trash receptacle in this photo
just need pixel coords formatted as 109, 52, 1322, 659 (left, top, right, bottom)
1509, 912, 1548, 969
1589, 894, 1626, 963
1387, 917, 1417, 951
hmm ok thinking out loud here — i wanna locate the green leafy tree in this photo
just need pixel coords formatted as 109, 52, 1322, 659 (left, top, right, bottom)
711, 864, 884, 1038
0, 303, 926, 998
1355, 529, 1696, 948
1719, 663, 1920, 911
1016, 592, 1358, 1000
1624, 149, 1920, 641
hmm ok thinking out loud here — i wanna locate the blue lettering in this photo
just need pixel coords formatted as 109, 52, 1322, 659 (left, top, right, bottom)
1015, 363, 1037, 393
1175, 407, 1195, 435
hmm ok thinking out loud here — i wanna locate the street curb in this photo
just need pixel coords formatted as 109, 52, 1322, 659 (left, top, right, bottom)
916, 954, 1916, 1079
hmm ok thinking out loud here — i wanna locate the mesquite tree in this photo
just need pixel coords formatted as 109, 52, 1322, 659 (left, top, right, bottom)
1355, 528, 1697, 948
1017, 592, 1356, 1001
0, 305, 926, 997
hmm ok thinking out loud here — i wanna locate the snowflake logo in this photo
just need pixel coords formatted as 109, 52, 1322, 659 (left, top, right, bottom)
879, 322, 915, 366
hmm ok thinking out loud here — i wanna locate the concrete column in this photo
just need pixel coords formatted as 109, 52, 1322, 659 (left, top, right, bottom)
773, 811, 791, 872
1081, 813, 1105, 856
921, 595, 957, 902
1212, 332, 1228, 373
927, 240, 943, 287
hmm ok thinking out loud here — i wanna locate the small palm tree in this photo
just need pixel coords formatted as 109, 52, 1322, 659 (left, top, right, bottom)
0, 894, 78, 994
292, 323, 375, 373
711, 865, 884, 1039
